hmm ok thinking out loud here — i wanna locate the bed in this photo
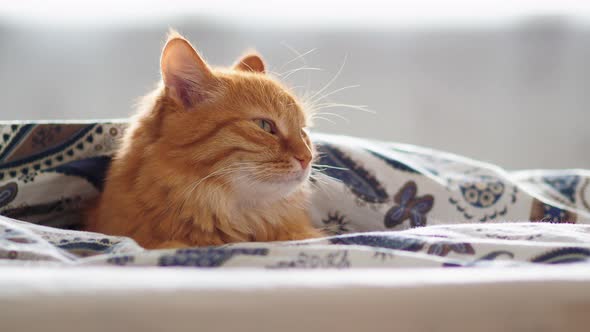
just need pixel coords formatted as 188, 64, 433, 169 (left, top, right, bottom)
1, 121, 589, 331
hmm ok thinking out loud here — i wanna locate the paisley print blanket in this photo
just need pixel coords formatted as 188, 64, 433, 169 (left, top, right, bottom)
0, 121, 589, 268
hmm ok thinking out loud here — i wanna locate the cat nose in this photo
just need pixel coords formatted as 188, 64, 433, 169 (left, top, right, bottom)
294, 155, 311, 169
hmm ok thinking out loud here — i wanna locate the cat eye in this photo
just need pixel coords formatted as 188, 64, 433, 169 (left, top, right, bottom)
254, 119, 276, 134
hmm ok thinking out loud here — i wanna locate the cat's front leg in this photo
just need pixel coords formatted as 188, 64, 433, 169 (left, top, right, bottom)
279, 224, 325, 241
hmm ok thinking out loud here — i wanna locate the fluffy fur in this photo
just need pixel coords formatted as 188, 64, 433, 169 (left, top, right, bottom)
85, 31, 323, 249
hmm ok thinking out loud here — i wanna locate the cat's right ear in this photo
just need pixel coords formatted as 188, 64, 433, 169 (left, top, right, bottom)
160, 33, 218, 109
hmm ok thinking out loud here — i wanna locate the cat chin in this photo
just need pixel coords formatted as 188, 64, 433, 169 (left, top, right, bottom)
231, 170, 310, 206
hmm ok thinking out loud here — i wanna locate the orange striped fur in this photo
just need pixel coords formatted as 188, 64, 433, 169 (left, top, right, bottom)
85, 31, 323, 249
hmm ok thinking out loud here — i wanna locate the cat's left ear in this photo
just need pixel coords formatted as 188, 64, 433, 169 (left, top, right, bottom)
160, 31, 219, 109
233, 53, 265, 73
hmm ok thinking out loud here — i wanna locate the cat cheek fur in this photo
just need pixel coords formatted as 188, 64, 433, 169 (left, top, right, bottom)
85, 30, 323, 248
228, 158, 313, 207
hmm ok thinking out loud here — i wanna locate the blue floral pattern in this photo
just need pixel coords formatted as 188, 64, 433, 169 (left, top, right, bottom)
459, 176, 505, 208
384, 181, 434, 228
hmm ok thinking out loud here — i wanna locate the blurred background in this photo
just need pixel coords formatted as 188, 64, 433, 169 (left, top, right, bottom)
0, 0, 589, 169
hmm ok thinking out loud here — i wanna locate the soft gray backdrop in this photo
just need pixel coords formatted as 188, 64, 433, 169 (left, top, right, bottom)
0, 15, 588, 169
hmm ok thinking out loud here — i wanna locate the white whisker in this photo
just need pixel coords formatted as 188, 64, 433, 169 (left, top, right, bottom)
311, 112, 350, 124
311, 171, 344, 185
309, 115, 337, 125
310, 84, 360, 105
312, 164, 349, 171
278, 46, 316, 70
281, 67, 324, 80
308, 54, 348, 103
312, 103, 376, 114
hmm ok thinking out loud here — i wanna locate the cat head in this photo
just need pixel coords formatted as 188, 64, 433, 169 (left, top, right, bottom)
150, 31, 313, 207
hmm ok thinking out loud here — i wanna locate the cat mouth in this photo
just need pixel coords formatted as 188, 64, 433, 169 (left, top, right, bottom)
266, 169, 310, 184
230, 168, 309, 203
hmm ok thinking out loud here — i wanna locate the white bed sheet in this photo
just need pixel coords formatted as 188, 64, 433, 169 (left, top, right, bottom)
1, 266, 589, 332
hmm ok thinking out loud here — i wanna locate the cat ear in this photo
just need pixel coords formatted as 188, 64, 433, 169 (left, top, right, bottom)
160, 32, 218, 109
233, 53, 265, 73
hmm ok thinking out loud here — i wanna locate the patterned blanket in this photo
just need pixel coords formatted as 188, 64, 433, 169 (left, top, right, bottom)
0, 121, 589, 268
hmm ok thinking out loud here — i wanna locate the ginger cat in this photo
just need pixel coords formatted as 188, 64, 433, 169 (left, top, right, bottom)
85, 31, 323, 249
